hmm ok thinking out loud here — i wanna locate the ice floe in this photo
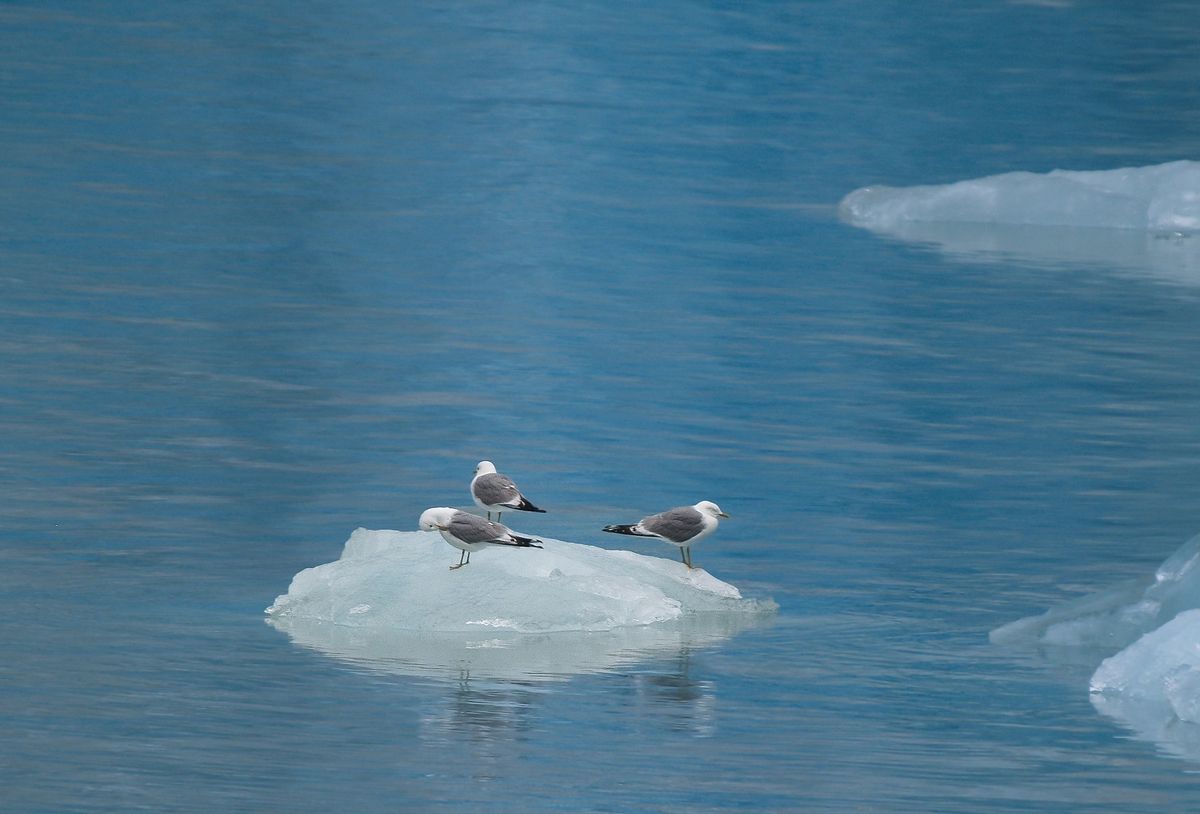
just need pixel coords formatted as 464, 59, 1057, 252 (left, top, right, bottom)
992, 531, 1200, 761
839, 161, 1200, 285
841, 161, 1200, 232
266, 528, 775, 681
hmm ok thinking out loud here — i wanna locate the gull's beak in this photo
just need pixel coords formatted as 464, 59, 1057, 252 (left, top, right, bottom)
718, 511, 731, 519
435, 523, 450, 531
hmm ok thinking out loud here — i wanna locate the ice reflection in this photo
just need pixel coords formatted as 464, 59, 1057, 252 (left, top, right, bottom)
848, 220, 1200, 288
267, 611, 773, 683
270, 615, 767, 751
1090, 692, 1200, 764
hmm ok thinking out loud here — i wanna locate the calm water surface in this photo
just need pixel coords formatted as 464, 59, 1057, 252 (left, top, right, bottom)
5, 2, 1200, 811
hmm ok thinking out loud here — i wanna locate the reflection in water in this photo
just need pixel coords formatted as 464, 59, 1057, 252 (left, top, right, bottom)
414, 647, 720, 754
271, 614, 769, 751
630, 649, 718, 738
1090, 692, 1200, 765
846, 220, 1200, 288
994, 640, 1200, 765
419, 675, 541, 765
268, 611, 773, 683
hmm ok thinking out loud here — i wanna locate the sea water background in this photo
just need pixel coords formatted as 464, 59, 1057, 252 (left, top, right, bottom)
5, 2, 1200, 811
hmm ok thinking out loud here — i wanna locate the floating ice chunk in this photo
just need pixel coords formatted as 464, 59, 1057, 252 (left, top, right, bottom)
1090, 610, 1200, 715
266, 528, 775, 681
990, 532, 1200, 649
993, 531, 1200, 762
840, 161, 1200, 232
839, 162, 1200, 286
266, 528, 774, 635
1084, 536, 1200, 719
1087, 610, 1200, 762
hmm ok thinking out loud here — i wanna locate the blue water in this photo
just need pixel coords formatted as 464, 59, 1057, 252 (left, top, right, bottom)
5, 1, 1200, 811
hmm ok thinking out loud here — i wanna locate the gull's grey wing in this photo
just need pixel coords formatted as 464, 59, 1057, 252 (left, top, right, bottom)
641, 506, 705, 543
448, 512, 510, 544
473, 473, 522, 506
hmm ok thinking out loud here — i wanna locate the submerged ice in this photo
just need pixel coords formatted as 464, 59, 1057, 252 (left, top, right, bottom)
266, 528, 773, 635
993, 532, 1200, 760
990, 532, 1200, 651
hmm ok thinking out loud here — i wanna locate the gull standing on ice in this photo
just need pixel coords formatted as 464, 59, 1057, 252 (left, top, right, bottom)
470, 460, 546, 521
602, 500, 730, 569
419, 507, 543, 570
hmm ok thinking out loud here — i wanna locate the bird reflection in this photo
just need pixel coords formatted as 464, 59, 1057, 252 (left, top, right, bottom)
629, 649, 718, 738
419, 670, 541, 752
417, 650, 720, 750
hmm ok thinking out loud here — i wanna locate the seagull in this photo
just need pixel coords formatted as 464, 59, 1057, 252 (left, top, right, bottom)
418, 507, 543, 570
602, 500, 730, 569
470, 460, 546, 522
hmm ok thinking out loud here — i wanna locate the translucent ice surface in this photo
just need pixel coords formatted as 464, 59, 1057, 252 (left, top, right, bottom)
992, 532, 1200, 761
839, 162, 1200, 286
266, 529, 775, 680
840, 161, 1200, 232
1090, 610, 1200, 721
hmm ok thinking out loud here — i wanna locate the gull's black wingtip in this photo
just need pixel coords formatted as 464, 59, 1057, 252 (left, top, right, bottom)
518, 498, 546, 513
506, 533, 543, 548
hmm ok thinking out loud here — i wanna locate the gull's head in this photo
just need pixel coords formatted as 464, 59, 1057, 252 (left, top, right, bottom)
475, 460, 497, 476
695, 500, 730, 519
418, 507, 455, 532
